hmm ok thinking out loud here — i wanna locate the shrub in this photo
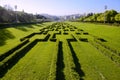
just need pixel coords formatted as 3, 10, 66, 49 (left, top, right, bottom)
0, 39, 29, 61
83, 32, 89, 35
79, 38, 88, 42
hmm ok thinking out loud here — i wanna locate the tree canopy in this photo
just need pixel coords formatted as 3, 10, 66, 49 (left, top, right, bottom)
0, 6, 47, 24
79, 10, 120, 23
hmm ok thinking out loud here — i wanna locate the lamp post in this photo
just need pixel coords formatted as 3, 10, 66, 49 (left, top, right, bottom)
104, 5, 107, 23
15, 5, 18, 23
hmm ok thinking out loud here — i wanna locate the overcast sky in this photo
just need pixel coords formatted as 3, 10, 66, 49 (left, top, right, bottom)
0, 0, 120, 16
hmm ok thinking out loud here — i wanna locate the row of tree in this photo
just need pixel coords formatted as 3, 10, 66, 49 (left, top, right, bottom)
0, 6, 47, 23
79, 10, 120, 23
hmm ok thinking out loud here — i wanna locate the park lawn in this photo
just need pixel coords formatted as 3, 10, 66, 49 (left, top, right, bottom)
29, 34, 47, 41
68, 22, 120, 50
0, 22, 53, 54
71, 41, 120, 80
1, 42, 57, 80
0, 22, 120, 80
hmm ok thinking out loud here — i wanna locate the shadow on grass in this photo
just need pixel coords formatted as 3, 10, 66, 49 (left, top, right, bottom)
0, 39, 37, 78
14, 22, 50, 31
25, 25, 35, 28
34, 23, 45, 27
14, 27, 28, 31
13, 24, 35, 32
67, 40, 85, 80
0, 29, 15, 46
0, 34, 50, 78
56, 41, 65, 80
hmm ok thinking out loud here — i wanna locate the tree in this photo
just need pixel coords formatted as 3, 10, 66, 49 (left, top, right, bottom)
105, 10, 118, 23
115, 13, 120, 22
0, 5, 38, 23
92, 13, 101, 22
97, 13, 104, 22
86, 13, 93, 17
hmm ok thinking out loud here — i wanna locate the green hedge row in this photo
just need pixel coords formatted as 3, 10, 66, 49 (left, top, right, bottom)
37, 34, 50, 42
0, 39, 38, 77
79, 38, 88, 42
0, 39, 29, 61
67, 34, 77, 42
20, 31, 43, 41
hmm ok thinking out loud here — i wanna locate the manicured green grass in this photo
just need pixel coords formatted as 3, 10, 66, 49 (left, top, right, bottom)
1, 42, 57, 80
71, 41, 120, 80
0, 22, 53, 54
0, 22, 120, 80
67, 22, 120, 50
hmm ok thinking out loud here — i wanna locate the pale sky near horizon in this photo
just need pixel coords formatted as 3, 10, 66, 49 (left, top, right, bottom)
0, 0, 120, 16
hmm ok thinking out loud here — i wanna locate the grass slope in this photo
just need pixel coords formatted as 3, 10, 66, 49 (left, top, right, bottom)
68, 22, 120, 50
0, 23, 53, 54
0, 22, 120, 80
72, 41, 120, 80
1, 42, 57, 80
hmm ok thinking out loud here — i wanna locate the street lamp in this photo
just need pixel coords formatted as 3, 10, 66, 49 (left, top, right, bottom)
15, 5, 18, 23
104, 5, 107, 23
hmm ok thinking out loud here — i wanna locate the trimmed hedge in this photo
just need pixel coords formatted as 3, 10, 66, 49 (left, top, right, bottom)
50, 38, 57, 42
83, 32, 89, 35
0, 39, 29, 61
63, 32, 68, 35
0, 39, 37, 77
67, 34, 77, 42
79, 38, 88, 42
76, 32, 81, 35
49, 34, 57, 42
38, 34, 50, 41
20, 31, 43, 41
20, 33, 35, 41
